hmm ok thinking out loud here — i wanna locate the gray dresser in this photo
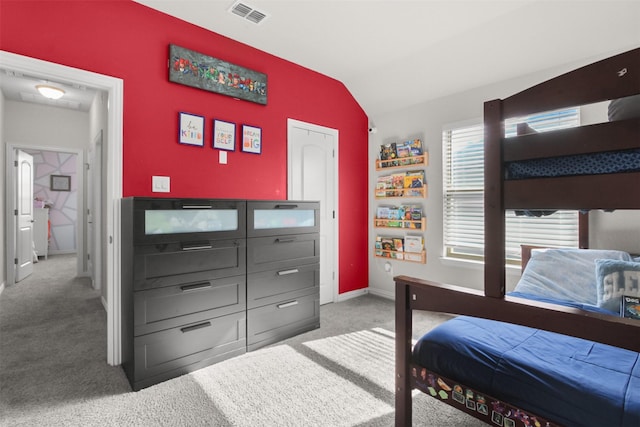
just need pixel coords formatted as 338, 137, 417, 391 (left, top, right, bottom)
121, 197, 319, 391
246, 201, 320, 351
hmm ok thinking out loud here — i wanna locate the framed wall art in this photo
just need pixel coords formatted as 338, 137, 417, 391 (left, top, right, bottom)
169, 44, 268, 105
213, 119, 236, 151
179, 112, 205, 146
50, 174, 71, 191
241, 124, 262, 154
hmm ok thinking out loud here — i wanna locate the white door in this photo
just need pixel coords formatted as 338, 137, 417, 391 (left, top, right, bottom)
15, 149, 34, 282
287, 119, 337, 305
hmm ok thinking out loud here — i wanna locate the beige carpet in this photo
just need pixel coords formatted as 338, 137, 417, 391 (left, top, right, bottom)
1, 254, 484, 426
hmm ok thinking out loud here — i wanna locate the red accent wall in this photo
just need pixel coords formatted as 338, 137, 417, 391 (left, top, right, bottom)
1, 0, 368, 294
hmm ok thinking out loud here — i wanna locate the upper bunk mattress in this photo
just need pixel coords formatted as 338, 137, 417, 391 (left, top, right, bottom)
505, 149, 640, 180
413, 316, 640, 427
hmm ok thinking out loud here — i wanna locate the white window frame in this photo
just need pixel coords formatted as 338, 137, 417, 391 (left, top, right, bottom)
443, 108, 581, 263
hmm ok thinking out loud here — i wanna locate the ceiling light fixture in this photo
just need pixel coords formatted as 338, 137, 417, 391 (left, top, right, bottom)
36, 84, 65, 100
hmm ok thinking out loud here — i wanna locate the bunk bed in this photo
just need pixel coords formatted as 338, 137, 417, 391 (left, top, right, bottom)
395, 47, 640, 427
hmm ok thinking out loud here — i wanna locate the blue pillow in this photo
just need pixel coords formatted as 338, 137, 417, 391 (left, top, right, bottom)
595, 259, 640, 313
514, 249, 633, 305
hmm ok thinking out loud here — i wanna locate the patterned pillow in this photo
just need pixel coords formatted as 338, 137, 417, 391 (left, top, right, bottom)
595, 259, 640, 313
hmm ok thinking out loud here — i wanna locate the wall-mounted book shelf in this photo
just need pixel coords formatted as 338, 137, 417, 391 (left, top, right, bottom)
375, 186, 427, 199
373, 249, 426, 264
375, 153, 429, 171
373, 217, 426, 231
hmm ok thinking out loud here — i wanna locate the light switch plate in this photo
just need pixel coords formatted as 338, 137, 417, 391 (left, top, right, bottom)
152, 176, 170, 192
219, 151, 228, 164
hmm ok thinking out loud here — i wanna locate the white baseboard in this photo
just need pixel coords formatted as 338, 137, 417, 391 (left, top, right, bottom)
48, 250, 77, 256
367, 287, 394, 300
336, 287, 368, 302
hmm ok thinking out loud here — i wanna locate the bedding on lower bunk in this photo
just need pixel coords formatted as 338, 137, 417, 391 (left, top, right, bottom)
412, 316, 640, 427
412, 249, 640, 426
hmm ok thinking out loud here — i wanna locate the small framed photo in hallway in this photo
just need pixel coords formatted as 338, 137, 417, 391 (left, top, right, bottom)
50, 174, 71, 191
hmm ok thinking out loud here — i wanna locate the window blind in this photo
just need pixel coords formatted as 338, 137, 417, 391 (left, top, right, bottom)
443, 108, 580, 262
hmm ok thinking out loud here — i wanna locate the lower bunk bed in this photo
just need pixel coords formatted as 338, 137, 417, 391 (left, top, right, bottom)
395, 249, 640, 427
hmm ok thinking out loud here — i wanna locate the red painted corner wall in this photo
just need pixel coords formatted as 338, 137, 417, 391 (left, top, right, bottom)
1, 0, 368, 294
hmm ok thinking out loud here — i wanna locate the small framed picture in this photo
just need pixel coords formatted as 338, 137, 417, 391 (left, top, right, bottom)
50, 174, 71, 191
241, 124, 262, 154
179, 112, 205, 146
213, 119, 236, 151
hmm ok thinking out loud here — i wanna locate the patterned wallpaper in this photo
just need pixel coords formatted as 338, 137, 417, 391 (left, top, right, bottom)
24, 149, 78, 253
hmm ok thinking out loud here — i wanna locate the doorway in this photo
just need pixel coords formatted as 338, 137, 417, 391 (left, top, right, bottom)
1, 50, 123, 365
287, 118, 338, 305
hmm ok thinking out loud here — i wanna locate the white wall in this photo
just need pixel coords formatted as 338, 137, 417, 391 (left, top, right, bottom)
5, 101, 89, 150
368, 61, 640, 298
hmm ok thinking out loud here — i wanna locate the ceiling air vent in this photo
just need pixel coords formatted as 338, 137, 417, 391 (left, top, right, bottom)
229, 1, 269, 24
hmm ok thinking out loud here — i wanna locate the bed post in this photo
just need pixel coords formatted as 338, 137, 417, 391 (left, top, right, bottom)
484, 99, 505, 297
395, 280, 412, 426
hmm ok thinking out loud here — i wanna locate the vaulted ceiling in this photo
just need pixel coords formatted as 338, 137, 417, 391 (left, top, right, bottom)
134, 1, 640, 117
2, 1, 638, 116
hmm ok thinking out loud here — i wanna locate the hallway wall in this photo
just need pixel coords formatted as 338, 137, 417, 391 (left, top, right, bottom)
22, 149, 79, 254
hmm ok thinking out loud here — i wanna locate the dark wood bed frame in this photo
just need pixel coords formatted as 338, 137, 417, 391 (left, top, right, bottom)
395, 47, 640, 426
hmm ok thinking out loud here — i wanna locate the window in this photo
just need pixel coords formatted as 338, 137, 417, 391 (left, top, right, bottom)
443, 108, 580, 263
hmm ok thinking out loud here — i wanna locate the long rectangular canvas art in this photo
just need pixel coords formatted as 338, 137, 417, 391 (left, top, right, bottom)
169, 44, 268, 105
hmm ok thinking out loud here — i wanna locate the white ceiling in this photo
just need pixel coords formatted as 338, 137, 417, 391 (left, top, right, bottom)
133, 0, 640, 117
0, 68, 98, 112
2, 1, 638, 116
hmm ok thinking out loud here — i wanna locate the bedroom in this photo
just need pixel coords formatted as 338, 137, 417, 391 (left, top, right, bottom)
1, 0, 639, 425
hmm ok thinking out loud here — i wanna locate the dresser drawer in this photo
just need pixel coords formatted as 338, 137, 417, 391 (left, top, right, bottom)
247, 233, 319, 273
247, 292, 319, 351
247, 264, 318, 309
247, 201, 319, 237
133, 238, 246, 290
133, 312, 246, 385
128, 198, 246, 245
133, 274, 246, 336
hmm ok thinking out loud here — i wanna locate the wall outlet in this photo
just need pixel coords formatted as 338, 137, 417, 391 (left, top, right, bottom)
152, 176, 170, 192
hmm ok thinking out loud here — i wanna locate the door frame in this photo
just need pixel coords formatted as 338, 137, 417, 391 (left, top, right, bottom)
7, 144, 84, 278
1, 50, 123, 366
286, 118, 339, 304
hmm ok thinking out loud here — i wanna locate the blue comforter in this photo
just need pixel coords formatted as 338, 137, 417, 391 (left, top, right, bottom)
413, 316, 640, 426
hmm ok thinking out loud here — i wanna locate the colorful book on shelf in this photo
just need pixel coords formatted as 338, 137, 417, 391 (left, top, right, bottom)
404, 235, 423, 253
375, 236, 383, 256
376, 206, 391, 219
379, 143, 398, 167
409, 139, 423, 157
380, 237, 395, 257
403, 171, 424, 196
396, 141, 412, 166
391, 173, 405, 196
404, 206, 423, 228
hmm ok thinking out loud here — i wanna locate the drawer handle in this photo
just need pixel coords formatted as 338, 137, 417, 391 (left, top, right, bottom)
182, 205, 212, 209
180, 321, 211, 333
182, 244, 213, 251
275, 204, 298, 209
277, 301, 299, 309
277, 269, 299, 276
275, 238, 296, 243
180, 282, 212, 292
